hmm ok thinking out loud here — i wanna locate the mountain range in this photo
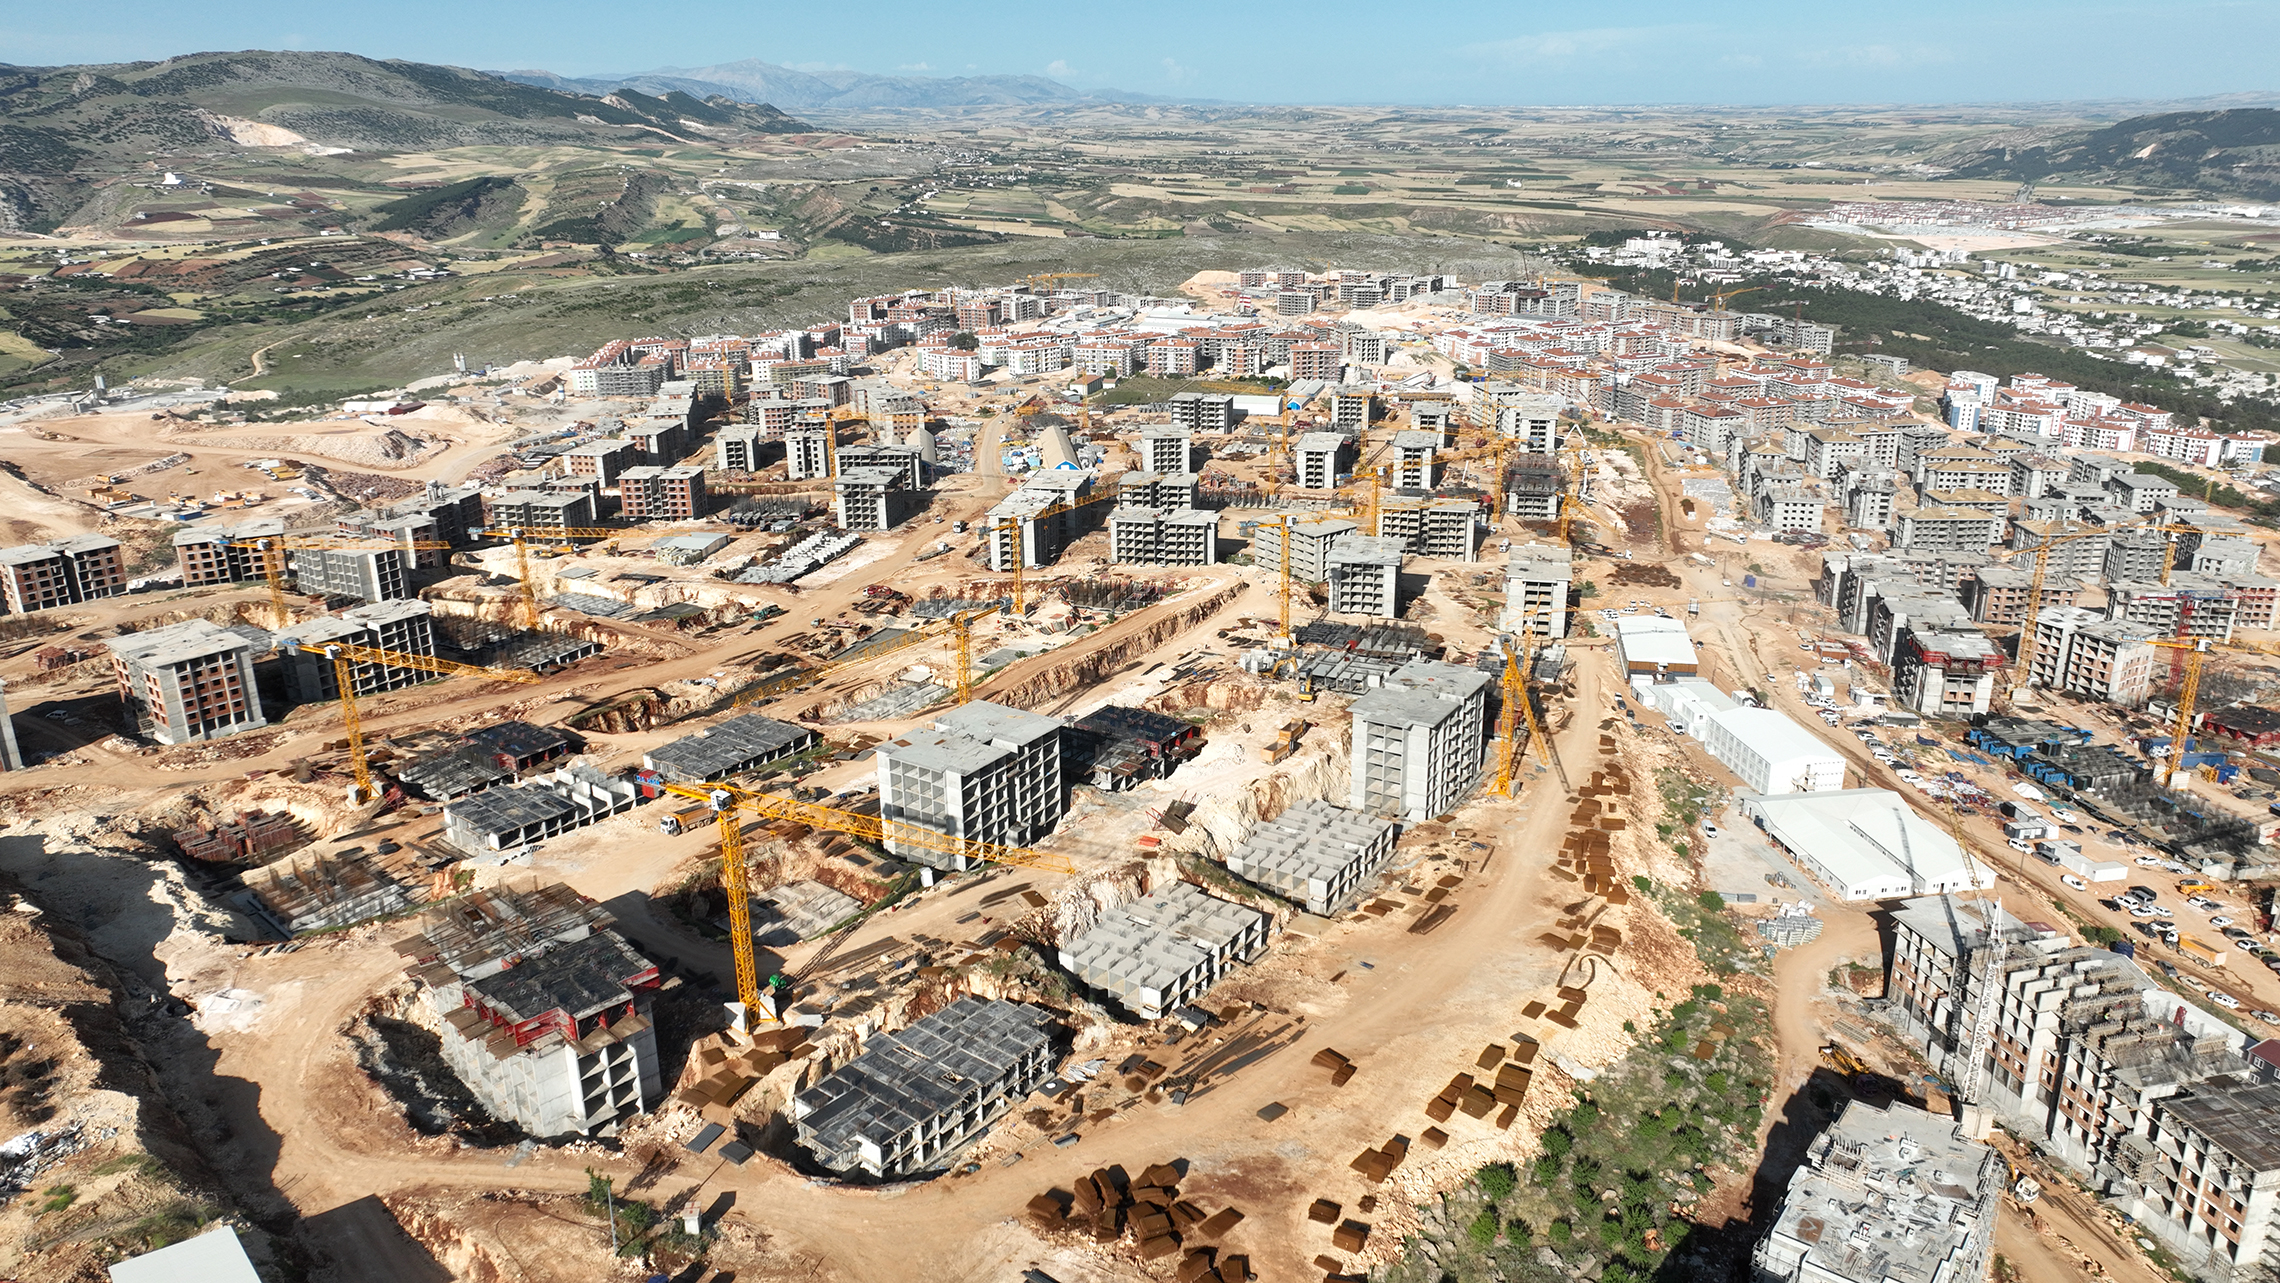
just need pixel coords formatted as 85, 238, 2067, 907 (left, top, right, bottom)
1937, 107, 2280, 200
494, 59, 1164, 112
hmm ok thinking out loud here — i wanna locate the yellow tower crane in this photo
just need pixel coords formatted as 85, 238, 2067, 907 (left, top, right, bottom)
282, 640, 541, 804
2008, 519, 2190, 700
476, 526, 624, 631
656, 779, 1078, 1023
234, 536, 449, 629
2145, 637, 2280, 786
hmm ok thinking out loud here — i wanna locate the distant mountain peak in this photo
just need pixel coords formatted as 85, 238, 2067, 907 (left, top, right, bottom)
488, 57, 1166, 113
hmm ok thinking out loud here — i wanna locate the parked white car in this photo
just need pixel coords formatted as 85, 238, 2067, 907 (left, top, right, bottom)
2061, 874, 2088, 890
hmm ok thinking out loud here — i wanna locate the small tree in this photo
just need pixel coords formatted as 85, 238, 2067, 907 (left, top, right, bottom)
1477, 1162, 1518, 1202
949, 331, 980, 351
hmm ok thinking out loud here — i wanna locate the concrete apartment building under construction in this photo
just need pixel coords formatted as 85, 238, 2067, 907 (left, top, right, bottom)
0, 535, 125, 614
1325, 535, 1406, 618
1751, 1098, 2001, 1283
106, 619, 268, 745
1349, 659, 1493, 821
398, 883, 663, 1138
1225, 799, 1397, 915
276, 599, 438, 704
1253, 517, 1359, 582
790, 997, 1056, 1179
833, 466, 919, 531
1058, 881, 1274, 1020
1376, 499, 1481, 561
1883, 897, 2280, 1283
874, 700, 1067, 873
986, 471, 1096, 570
290, 545, 411, 603
1107, 507, 1219, 566
1503, 543, 1574, 638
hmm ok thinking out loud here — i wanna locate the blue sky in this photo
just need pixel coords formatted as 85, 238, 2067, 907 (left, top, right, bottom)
5, 1, 2275, 104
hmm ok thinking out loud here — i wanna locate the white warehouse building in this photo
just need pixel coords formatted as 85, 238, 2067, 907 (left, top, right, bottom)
1740, 789, 1996, 900
1700, 707, 1846, 795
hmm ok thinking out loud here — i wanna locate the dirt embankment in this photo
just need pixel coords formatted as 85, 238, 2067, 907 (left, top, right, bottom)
0, 869, 287, 1282
986, 582, 1244, 709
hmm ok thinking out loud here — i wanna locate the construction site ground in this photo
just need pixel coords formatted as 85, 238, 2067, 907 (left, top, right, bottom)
0, 368, 2244, 1283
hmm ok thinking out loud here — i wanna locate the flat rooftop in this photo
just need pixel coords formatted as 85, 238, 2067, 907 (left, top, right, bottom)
793, 998, 1054, 1155
934, 700, 1065, 751
107, 618, 254, 668
465, 930, 650, 1023
876, 727, 1009, 776
646, 713, 815, 782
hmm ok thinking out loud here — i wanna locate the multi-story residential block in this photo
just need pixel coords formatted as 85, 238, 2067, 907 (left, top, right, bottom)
874, 701, 1067, 874
1253, 517, 1358, 583
1167, 391, 1235, 434
1898, 506, 2001, 551
1348, 660, 1492, 822
834, 467, 917, 532
2110, 472, 2182, 513
0, 535, 125, 613
563, 439, 639, 487
1324, 535, 1405, 618
617, 466, 707, 521
1841, 470, 1897, 530
106, 619, 268, 745
1105, 507, 1218, 566
1292, 431, 1350, 490
488, 488, 598, 533
1140, 425, 1196, 475
290, 546, 410, 603
1752, 1099, 2001, 1283
2108, 577, 2239, 643
275, 599, 438, 704
173, 519, 285, 587
1891, 627, 2001, 718
2028, 607, 2159, 706
985, 471, 1097, 570
1963, 565, 2081, 624
399, 883, 661, 1139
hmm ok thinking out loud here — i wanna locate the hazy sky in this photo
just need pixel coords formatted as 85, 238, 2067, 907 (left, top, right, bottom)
6, 0, 2275, 104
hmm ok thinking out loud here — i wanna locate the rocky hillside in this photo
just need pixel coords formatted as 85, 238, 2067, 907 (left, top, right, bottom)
0, 50, 810, 230
499, 57, 1142, 112
1940, 107, 2280, 199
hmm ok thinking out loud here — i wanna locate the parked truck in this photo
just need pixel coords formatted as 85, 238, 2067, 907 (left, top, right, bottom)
659, 805, 714, 836
2177, 936, 2227, 967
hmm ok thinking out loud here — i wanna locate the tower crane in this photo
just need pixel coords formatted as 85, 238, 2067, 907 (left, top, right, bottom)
1709, 286, 1764, 312
2144, 636, 2280, 785
655, 779, 1077, 1024
476, 526, 624, 631
2008, 519, 2203, 699
1274, 513, 1295, 642
234, 536, 449, 629
281, 640, 541, 804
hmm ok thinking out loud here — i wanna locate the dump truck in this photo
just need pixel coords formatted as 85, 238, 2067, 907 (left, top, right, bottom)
2176, 936, 2227, 967
659, 805, 714, 836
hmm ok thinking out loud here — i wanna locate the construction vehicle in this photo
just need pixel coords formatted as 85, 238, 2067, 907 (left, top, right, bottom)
282, 639, 541, 804
655, 779, 1075, 1024
659, 805, 715, 836
233, 536, 449, 628
1259, 718, 1307, 765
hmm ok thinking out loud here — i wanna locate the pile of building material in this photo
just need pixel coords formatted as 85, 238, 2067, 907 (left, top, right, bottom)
491, 633, 603, 670
1223, 799, 1395, 916
1292, 650, 1401, 694
789, 998, 1057, 1179
172, 809, 307, 863
1756, 901, 1825, 948
825, 680, 950, 724
1680, 477, 1735, 515
239, 844, 425, 935
1028, 1158, 1246, 1268
442, 764, 639, 854
1058, 882, 1273, 1020
737, 531, 861, 584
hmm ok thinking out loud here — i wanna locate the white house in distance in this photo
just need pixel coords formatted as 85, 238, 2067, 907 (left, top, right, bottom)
1741, 789, 1997, 900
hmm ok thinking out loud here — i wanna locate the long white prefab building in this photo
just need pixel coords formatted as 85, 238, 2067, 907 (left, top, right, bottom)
1740, 788, 1996, 900
1701, 707, 1845, 795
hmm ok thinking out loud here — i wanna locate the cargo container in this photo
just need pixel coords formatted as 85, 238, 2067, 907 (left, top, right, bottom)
2176, 936, 2227, 967
2086, 861, 2126, 882
2055, 850, 2093, 877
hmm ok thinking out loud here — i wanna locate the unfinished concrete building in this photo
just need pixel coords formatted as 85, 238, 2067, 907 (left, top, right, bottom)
1253, 517, 1358, 582
715, 426, 765, 472
239, 846, 419, 935
488, 488, 598, 532
1349, 659, 1492, 821
1140, 425, 1196, 475
1059, 881, 1273, 1020
1326, 535, 1405, 618
289, 545, 410, 603
400, 884, 662, 1138
643, 713, 818, 783
443, 765, 639, 854
276, 599, 437, 704
1503, 543, 1574, 638
1168, 391, 1235, 435
1378, 500, 1480, 561
107, 619, 268, 745
1107, 507, 1218, 566
172, 519, 285, 587
790, 998, 1057, 1180
986, 471, 1097, 570
1751, 1099, 2000, 1283
1330, 387, 1373, 433
1225, 799, 1397, 915
0, 534, 125, 614
874, 701, 1067, 873
834, 467, 918, 531
1118, 470, 1200, 509
785, 427, 832, 480
834, 443, 926, 489
1388, 429, 1442, 489
1293, 431, 1350, 489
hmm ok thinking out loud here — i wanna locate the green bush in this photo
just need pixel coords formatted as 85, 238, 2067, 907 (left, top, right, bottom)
1549, 1219, 1573, 1245
1477, 1162, 1518, 1201
1632, 875, 1652, 894
1543, 1127, 1574, 1158
1468, 1208, 1500, 1247
1697, 890, 1726, 913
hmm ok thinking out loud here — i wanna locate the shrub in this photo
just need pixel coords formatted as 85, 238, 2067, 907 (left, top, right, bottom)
1632, 875, 1652, 894
1477, 1162, 1518, 1202
1572, 1099, 1602, 1130
1467, 1208, 1500, 1247
1697, 890, 1726, 913
1543, 1127, 1574, 1158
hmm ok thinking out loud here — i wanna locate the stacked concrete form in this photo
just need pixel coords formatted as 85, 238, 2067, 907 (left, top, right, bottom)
790, 998, 1056, 1179
239, 845, 421, 935
1058, 881, 1273, 1020
398, 884, 662, 1138
1225, 799, 1397, 915
643, 714, 818, 783
443, 765, 638, 854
